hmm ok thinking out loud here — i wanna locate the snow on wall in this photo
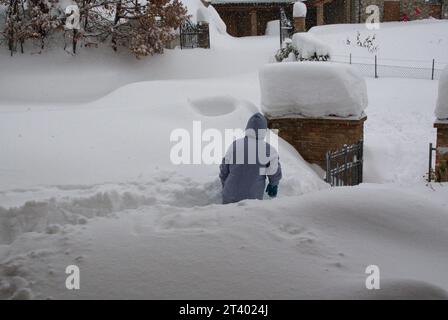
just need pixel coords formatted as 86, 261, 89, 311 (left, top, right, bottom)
293, 1, 307, 18
435, 66, 448, 120
197, 6, 210, 23
259, 62, 368, 118
292, 33, 331, 60
182, 0, 227, 35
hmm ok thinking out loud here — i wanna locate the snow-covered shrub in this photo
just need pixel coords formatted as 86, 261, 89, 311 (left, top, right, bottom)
259, 62, 368, 118
111, 0, 189, 58
435, 66, 448, 120
275, 33, 330, 62
356, 32, 378, 53
275, 39, 299, 62
0, 0, 189, 58
345, 32, 378, 53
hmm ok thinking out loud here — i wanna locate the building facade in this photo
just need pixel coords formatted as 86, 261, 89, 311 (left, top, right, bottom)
211, 0, 295, 37
211, 0, 447, 37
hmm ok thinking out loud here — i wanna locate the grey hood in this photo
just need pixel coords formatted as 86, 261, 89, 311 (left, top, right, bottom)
245, 112, 268, 140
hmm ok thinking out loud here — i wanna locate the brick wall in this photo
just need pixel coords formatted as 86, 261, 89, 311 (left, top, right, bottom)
401, 0, 442, 19
267, 116, 367, 170
351, 0, 445, 23
434, 121, 448, 182
198, 23, 210, 49
383, 1, 401, 21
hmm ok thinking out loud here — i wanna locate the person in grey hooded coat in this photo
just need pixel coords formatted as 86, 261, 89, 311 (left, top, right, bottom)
219, 113, 282, 204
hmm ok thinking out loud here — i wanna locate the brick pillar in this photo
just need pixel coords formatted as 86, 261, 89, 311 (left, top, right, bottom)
316, 3, 324, 25
198, 22, 210, 49
294, 17, 306, 33
267, 116, 367, 170
250, 10, 258, 36
434, 121, 448, 182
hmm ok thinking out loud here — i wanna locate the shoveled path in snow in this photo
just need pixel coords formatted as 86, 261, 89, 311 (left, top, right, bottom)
1, 185, 448, 299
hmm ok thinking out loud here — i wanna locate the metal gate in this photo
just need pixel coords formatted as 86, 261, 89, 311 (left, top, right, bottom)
279, 7, 293, 48
325, 141, 364, 187
180, 20, 200, 49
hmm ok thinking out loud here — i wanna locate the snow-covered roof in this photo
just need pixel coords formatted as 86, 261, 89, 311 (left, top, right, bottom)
211, 0, 295, 4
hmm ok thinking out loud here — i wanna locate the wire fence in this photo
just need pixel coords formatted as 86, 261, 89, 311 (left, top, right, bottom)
331, 54, 448, 80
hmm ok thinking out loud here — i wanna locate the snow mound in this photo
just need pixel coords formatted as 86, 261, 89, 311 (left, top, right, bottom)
435, 66, 448, 120
188, 95, 238, 116
183, 0, 227, 35
265, 20, 279, 36
292, 33, 331, 60
345, 279, 448, 300
293, 1, 307, 18
259, 62, 368, 118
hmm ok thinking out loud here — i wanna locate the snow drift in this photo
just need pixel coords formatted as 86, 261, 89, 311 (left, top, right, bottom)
259, 62, 368, 118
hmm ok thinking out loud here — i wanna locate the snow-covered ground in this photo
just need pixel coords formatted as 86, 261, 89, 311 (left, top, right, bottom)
309, 19, 448, 68
1, 14, 448, 299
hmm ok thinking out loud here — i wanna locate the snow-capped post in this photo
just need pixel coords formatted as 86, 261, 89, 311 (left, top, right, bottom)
197, 0, 211, 49
259, 62, 368, 173
433, 66, 448, 182
293, 1, 307, 33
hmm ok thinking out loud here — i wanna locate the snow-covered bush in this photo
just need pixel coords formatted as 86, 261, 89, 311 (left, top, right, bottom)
292, 33, 331, 60
259, 62, 368, 118
0, 0, 189, 58
435, 66, 448, 120
275, 39, 299, 62
275, 33, 330, 62
111, 0, 188, 58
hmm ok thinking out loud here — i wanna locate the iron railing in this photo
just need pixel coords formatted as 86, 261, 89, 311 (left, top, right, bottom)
332, 54, 447, 80
279, 7, 293, 48
180, 20, 208, 49
325, 141, 364, 187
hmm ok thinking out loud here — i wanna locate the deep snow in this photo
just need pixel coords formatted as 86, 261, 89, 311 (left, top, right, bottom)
309, 19, 448, 68
1, 14, 448, 299
2, 185, 448, 300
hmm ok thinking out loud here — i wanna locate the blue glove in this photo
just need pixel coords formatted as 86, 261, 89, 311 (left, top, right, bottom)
266, 184, 278, 198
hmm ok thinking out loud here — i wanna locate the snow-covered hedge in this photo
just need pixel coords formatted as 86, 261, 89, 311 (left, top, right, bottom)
293, 1, 307, 18
259, 62, 368, 118
275, 33, 331, 62
292, 33, 331, 60
435, 66, 448, 120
